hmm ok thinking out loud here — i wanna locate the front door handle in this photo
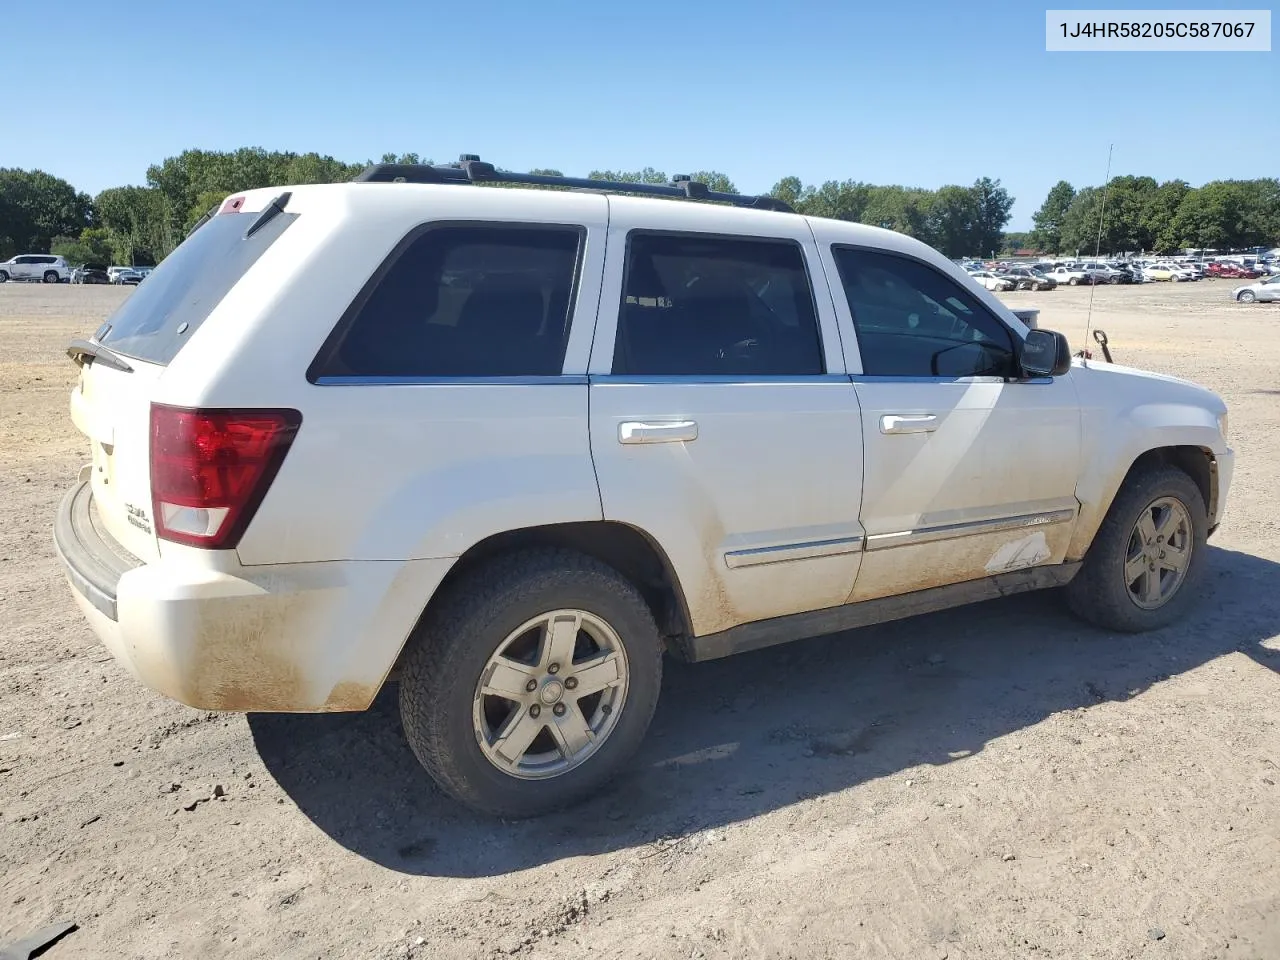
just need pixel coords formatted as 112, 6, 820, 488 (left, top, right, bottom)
619, 420, 699, 444
880, 414, 939, 435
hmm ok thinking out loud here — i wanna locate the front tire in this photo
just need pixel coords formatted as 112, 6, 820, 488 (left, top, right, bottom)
1069, 277, 1080, 286
399, 548, 663, 818
1238, 291, 1256, 303
1065, 464, 1207, 633
0, 271, 8, 283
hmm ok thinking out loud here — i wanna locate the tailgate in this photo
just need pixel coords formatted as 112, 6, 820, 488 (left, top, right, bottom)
65, 197, 302, 561
70, 357, 166, 561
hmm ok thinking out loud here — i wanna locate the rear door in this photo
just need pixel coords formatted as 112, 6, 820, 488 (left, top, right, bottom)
70, 204, 303, 561
588, 200, 864, 638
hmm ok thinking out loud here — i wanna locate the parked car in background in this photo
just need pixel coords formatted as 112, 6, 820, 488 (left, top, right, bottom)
0, 254, 71, 283
1233, 275, 1280, 302
1114, 264, 1144, 283
1079, 262, 1122, 283
113, 269, 143, 286
1143, 263, 1196, 282
107, 266, 133, 283
967, 270, 1017, 291
998, 266, 1058, 290
1207, 262, 1260, 280
1046, 264, 1096, 286
72, 263, 112, 284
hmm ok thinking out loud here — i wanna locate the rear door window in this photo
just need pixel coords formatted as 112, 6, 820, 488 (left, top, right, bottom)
612, 232, 824, 377
309, 224, 583, 380
95, 210, 298, 365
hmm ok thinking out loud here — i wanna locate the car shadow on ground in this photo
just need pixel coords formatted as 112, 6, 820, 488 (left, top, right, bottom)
249, 545, 1280, 878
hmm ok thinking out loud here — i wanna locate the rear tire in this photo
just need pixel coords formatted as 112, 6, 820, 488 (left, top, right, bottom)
1065, 464, 1207, 633
398, 548, 663, 818
43, 271, 58, 284
1069, 277, 1080, 286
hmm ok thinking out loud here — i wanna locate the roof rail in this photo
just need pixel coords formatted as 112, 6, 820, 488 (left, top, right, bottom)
351, 155, 794, 213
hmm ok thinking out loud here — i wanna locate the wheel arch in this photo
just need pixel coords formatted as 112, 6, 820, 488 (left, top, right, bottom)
389, 521, 694, 679
1069, 443, 1218, 561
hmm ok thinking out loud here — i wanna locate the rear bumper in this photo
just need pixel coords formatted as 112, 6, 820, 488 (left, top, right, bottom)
55, 481, 455, 712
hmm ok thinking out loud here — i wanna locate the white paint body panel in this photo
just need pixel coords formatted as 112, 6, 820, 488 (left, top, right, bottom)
57, 181, 1233, 712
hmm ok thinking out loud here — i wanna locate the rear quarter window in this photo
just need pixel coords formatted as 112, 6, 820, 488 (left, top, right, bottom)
309, 223, 583, 381
95, 210, 298, 365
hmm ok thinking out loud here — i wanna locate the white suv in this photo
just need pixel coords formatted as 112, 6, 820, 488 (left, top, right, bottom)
54, 158, 1234, 817
0, 254, 71, 283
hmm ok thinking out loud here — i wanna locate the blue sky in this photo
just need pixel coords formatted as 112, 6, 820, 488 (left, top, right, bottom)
4, 0, 1274, 229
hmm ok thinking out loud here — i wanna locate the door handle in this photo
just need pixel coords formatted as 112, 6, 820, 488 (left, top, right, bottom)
880, 414, 939, 435
619, 420, 699, 444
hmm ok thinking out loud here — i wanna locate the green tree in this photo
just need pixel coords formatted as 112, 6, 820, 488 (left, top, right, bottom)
51, 227, 116, 266
1142, 180, 1190, 252
928, 184, 980, 258
1030, 180, 1075, 254
862, 186, 933, 241
95, 186, 173, 265
1059, 186, 1104, 256
588, 167, 669, 185
1172, 181, 1243, 251
1000, 231, 1034, 255
0, 168, 93, 253
971, 177, 1014, 257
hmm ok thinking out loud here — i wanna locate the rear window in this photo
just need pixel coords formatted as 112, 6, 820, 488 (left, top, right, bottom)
95, 210, 298, 365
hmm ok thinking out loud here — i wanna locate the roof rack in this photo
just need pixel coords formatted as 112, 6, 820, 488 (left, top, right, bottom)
351, 154, 794, 213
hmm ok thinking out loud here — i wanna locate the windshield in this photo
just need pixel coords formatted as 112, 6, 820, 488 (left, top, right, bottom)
95, 210, 297, 364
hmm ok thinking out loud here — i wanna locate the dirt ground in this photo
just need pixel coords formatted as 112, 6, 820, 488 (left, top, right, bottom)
2, 280, 1278, 960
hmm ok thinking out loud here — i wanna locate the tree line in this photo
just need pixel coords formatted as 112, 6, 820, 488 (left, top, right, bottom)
2, 146, 1274, 268
0, 148, 1018, 266
1030, 176, 1280, 255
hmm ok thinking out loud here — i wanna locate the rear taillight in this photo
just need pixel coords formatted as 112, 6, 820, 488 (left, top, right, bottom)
150, 404, 301, 549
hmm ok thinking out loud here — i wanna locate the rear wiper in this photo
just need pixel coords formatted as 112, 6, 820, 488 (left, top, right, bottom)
67, 339, 134, 373
245, 191, 291, 239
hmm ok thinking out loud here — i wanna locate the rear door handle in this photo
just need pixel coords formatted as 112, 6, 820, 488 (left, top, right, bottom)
619, 420, 699, 444
880, 414, 939, 435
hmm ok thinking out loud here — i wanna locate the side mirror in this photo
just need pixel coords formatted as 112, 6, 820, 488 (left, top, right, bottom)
1020, 329, 1072, 377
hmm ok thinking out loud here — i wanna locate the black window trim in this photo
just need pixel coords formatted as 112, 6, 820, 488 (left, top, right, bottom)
830, 242, 1026, 383
606, 227, 830, 381
307, 219, 588, 385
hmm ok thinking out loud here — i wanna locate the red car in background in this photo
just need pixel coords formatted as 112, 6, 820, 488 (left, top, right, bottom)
1207, 262, 1262, 279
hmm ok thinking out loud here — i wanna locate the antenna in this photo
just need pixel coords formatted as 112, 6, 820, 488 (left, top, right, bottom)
1083, 143, 1114, 361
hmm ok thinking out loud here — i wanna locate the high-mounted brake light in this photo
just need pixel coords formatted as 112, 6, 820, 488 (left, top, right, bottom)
150, 405, 301, 549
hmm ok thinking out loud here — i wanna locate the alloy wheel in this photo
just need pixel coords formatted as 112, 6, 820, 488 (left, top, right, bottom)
473, 609, 629, 780
1124, 496, 1193, 610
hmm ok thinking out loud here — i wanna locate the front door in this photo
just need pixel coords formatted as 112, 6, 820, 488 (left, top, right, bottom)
588, 201, 865, 638
11, 256, 35, 280
817, 241, 1082, 602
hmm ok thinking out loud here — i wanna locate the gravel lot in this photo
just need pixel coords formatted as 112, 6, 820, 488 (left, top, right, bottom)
2, 281, 1278, 960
